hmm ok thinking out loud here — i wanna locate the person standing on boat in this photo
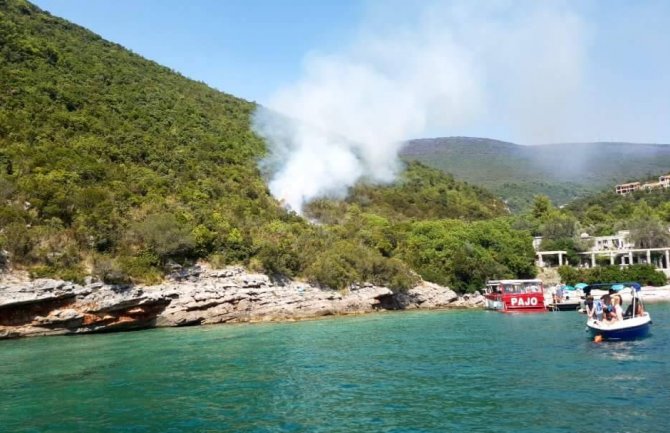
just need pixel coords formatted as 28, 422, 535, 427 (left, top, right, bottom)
601, 290, 614, 320
585, 295, 595, 318
553, 285, 564, 304
601, 291, 612, 308
593, 297, 604, 321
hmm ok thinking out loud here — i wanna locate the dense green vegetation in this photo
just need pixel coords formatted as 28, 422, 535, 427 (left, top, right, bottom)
565, 188, 670, 237
3, 1, 665, 291
0, 0, 278, 283
558, 265, 667, 287
514, 192, 670, 277
0, 0, 537, 292
401, 137, 670, 212
524, 188, 670, 258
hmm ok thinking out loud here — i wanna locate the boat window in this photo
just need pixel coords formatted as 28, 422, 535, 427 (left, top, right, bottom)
524, 283, 539, 293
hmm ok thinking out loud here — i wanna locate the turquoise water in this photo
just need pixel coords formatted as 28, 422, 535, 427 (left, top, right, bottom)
2, 304, 670, 433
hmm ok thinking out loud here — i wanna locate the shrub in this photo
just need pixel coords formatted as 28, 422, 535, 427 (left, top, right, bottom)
29, 264, 86, 285
558, 264, 667, 286
117, 253, 163, 284
92, 255, 131, 285
131, 213, 195, 263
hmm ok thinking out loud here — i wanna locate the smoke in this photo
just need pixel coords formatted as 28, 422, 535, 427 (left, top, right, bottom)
253, 1, 588, 213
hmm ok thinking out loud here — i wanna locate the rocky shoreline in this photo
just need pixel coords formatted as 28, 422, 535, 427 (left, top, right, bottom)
0, 266, 485, 340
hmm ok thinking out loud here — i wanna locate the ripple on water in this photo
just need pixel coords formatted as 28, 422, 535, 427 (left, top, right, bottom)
1, 305, 670, 432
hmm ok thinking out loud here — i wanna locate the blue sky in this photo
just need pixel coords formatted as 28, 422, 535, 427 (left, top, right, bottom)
31, 0, 363, 103
32, 0, 670, 145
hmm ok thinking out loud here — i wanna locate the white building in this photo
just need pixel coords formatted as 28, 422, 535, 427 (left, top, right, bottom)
534, 230, 670, 277
586, 230, 633, 251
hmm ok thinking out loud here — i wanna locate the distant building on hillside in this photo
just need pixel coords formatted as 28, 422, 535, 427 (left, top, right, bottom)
615, 181, 640, 195
643, 181, 663, 191
615, 173, 670, 195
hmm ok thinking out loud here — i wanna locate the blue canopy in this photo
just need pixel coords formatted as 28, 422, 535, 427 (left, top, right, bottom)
575, 283, 588, 289
563, 285, 576, 291
583, 282, 641, 294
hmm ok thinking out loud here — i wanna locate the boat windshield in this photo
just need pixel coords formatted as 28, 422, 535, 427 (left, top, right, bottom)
502, 282, 541, 293
486, 280, 542, 294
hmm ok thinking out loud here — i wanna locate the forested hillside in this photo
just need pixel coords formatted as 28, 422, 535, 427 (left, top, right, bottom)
565, 188, 670, 238
0, 0, 535, 292
510, 188, 670, 285
402, 137, 670, 211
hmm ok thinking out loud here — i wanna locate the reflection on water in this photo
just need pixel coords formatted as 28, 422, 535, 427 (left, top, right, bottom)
596, 340, 647, 361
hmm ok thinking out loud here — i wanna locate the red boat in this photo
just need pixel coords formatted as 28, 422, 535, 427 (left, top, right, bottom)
483, 279, 546, 313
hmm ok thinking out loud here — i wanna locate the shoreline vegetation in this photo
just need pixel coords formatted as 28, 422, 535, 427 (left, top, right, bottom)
1, 0, 669, 331
0, 265, 485, 340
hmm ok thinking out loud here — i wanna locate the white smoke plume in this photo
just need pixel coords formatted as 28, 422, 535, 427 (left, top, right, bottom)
253, 1, 587, 213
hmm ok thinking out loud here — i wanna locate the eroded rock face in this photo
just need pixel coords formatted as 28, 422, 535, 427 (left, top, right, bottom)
0, 279, 171, 339
0, 266, 481, 339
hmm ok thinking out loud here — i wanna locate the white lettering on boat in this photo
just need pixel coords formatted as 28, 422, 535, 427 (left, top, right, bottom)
509, 297, 538, 306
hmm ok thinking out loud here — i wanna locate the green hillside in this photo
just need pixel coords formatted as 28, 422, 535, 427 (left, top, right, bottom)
0, 0, 534, 292
565, 188, 670, 237
402, 137, 670, 211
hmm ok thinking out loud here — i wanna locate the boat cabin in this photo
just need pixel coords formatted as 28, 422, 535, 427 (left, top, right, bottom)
484, 279, 546, 313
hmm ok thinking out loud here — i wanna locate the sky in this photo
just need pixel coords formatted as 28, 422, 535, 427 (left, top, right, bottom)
32, 0, 670, 146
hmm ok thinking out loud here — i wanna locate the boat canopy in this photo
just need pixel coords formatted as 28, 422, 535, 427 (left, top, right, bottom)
486, 279, 543, 285
583, 282, 641, 294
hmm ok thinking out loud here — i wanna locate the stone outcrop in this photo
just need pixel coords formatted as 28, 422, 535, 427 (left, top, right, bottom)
0, 266, 484, 339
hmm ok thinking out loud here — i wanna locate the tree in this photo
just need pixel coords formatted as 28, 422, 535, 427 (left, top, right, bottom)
532, 195, 553, 219
628, 215, 670, 248
540, 212, 579, 240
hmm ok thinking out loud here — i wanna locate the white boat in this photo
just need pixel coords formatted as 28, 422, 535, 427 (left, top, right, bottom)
587, 313, 652, 341
584, 282, 652, 341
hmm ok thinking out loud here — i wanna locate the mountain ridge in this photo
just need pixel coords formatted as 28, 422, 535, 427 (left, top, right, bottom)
401, 136, 670, 211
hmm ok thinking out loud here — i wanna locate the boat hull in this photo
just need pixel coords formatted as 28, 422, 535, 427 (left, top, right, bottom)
484, 293, 546, 313
547, 301, 581, 312
587, 314, 652, 340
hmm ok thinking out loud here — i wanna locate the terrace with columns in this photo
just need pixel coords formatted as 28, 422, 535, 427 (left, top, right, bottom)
534, 230, 670, 277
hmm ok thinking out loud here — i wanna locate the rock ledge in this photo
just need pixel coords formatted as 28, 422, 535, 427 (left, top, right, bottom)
0, 266, 484, 339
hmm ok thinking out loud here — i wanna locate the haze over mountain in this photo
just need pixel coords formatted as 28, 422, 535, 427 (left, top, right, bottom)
401, 137, 670, 211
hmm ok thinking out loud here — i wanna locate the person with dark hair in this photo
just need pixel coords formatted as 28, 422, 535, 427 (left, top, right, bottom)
593, 296, 604, 322
625, 296, 645, 318
601, 290, 613, 307
601, 289, 614, 320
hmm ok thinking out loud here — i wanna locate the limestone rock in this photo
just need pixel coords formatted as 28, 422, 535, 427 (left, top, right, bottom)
0, 265, 479, 339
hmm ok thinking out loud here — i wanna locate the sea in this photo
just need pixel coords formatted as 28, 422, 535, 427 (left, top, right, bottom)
2, 304, 670, 433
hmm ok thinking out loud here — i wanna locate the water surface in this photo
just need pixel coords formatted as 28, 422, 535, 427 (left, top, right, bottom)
2, 304, 669, 432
